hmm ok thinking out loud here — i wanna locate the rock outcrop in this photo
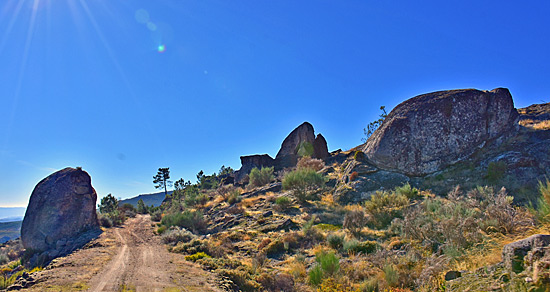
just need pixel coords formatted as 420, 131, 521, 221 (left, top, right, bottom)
313, 134, 329, 159
21, 167, 100, 256
275, 122, 316, 169
363, 88, 519, 176
502, 234, 550, 274
234, 122, 330, 184
234, 154, 275, 184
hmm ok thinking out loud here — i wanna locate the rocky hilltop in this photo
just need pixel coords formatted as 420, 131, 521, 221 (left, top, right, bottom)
21, 167, 101, 265
336, 88, 549, 203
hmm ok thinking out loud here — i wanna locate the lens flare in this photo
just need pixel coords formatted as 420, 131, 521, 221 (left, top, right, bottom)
157, 44, 166, 53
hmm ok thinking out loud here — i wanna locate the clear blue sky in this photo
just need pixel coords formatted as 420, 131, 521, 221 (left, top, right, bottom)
1, 0, 549, 207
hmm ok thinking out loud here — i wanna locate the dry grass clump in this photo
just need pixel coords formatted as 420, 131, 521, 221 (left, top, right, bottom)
519, 119, 550, 130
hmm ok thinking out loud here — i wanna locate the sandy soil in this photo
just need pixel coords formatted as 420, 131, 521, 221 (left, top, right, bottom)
22, 215, 221, 292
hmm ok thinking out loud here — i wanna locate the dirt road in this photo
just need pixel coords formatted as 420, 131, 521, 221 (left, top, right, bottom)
23, 215, 220, 292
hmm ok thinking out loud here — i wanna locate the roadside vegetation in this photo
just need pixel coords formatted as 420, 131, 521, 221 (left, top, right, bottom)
149, 153, 550, 292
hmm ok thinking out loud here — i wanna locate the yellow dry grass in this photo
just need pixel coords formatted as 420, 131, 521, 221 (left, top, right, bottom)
451, 222, 550, 272
519, 119, 550, 130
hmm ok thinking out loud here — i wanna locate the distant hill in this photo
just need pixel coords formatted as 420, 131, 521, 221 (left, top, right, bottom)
0, 220, 21, 243
119, 191, 171, 207
0, 207, 25, 221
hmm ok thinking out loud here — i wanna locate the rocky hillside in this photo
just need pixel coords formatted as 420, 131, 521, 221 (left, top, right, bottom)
2, 87, 549, 292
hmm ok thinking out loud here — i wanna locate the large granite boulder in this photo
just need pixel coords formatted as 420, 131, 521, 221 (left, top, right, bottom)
21, 167, 100, 253
234, 154, 275, 184
363, 88, 519, 176
274, 122, 329, 169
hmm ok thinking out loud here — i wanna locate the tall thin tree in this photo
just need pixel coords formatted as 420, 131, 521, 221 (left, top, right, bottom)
153, 167, 172, 197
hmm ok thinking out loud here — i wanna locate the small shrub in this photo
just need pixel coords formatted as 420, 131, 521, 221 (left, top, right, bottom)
315, 250, 340, 275
394, 183, 419, 199
327, 233, 344, 250
256, 272, 294, 292
0, 254, 8, 265
275, 196, 291, 210
156, 225, 167, 234
343, 209, 366, 236
185, 251, 211, 262
161, 210, 207, 234
343, 239, 359, 254
161, 227, 195, 245
218, 268, 262, 292
532, 179, 550, 222
354, 151, 365, 161
297, 156, 325, 171
264, 240, 285, 257
309, 265, 323, 286
282, 168, 326, 202
383, 264, 399, 287
364, 190, 409, 229
248, 167, 274, 188
227, 189, 242, 204
360, 277, 380, 292
150, 209, 162, 221
98, 213, 113, 228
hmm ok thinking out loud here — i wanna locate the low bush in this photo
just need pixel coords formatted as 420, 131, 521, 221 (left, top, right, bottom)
315, 249, 340, 276
185, 251, 211, 262
150, 209, 162, 221
383, 264, 399, 287
256, 272, 295, 292
343, 240, 378, 255
161, 210, 207, 234
327, 233, 344, 250
343, 209, 366, 236
297, 156, 325, 171
161, 227, 195, 245
531, 179, 550, 223
282, 168, 326, 202
248, 167, 274, 188
309, 265, 323, 286
227, 189, 242, 204
354, 151, 365, 161
0, 254, 8, 265
274, 196, 291, 210
394, 183, 419, 199
98, 213, 113, 228
218, 268, 262, 292
364, 190, 409, 229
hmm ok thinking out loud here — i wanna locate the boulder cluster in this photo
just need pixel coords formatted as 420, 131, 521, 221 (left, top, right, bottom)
234, 122, 329, 184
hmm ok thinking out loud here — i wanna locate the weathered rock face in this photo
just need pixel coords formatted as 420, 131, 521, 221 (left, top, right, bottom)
502, 234, 550, 274
363, 88, 519, 176
275, 122, 316, 168
313, 134, 329, 160
234, 154, 275, 184
21, 167, 100, 252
